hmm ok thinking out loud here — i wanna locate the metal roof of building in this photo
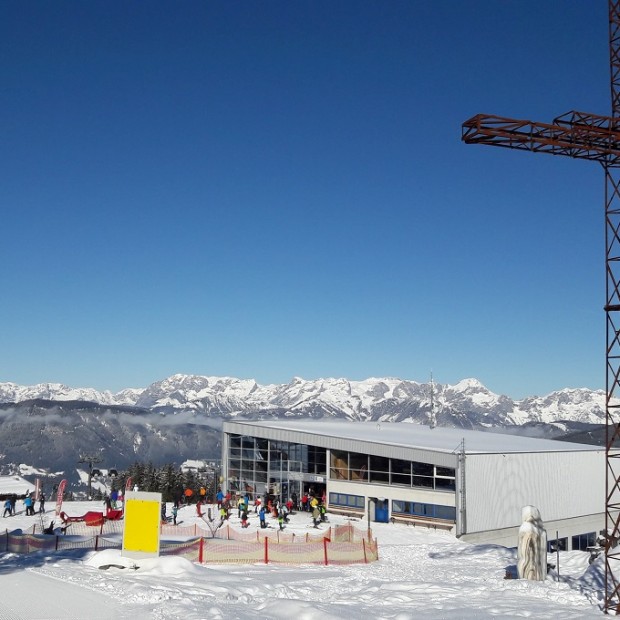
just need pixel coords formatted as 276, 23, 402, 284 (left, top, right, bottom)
225, 419, 601, 455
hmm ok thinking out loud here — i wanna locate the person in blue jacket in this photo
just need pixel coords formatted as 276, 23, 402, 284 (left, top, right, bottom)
24, 494, 34, 516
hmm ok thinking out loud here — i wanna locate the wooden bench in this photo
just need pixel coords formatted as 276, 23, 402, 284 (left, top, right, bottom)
390, 514, 454, 531
328, 506, 364, 520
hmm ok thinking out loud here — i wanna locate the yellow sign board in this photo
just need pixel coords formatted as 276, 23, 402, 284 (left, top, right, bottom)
122, 491, 162, 559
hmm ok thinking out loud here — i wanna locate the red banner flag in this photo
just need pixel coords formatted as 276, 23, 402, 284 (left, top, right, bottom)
55, 479, 67, 516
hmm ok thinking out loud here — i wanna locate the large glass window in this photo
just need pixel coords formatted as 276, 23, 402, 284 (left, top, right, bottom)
392, 499, 456, 522
571, 532, 596, 551
435, 477, 455, 491
412, 462, 433, 476
436, 466, 455, 477
349, 452, 368, 481
226, 434, 327, 501
227, 433, 456, 504
391, 459, 412, 486
412, 475, 434, 489
548, 537, 568, 552
330, 450, 349, 480
435, 504, 457, 520
435, 466, 456, 491
369, 456, 390, 483
329, 492, 365, 509
327, 449, 456, 490
308, 446, 327, 475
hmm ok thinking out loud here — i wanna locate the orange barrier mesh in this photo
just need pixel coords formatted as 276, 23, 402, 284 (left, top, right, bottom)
97, 536, 122, 551
266, 539, 326, 565
161, 538, 202, 562
56, 535, 98, 551
202, 539, 265, 564
161, 523, 203, 537
37, 517, 360, 543
2, 524, 378, 566
6, 534, 56, 554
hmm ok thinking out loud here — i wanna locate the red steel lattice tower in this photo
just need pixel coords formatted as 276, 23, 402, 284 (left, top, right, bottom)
462, 2, 620, 613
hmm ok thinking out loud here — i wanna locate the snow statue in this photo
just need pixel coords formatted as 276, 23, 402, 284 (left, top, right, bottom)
517, 505, 547, 581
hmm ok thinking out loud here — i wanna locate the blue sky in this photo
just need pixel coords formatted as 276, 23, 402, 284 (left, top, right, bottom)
0, 1, 609, 398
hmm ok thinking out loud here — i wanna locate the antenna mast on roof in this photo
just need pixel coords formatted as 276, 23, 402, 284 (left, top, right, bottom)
429, 372, 436, 430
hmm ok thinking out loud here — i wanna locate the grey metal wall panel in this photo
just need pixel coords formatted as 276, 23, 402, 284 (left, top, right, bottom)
464, 450, 604, 533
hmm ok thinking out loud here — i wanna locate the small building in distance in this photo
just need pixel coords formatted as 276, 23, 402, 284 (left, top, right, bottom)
0, 475, 36, 500
222, 419, 603, 550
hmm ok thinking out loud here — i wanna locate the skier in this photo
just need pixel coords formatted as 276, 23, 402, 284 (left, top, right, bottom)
312, 504, 321, 529
172, 505, 178, 525
39, 492, 46, 514
3, 498, 11, 517
219, 505, 228, 524
24, 494, 34, 516
319, 503, 328, 522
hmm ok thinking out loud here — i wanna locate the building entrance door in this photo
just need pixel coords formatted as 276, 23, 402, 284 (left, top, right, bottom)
374, 499, 389, 523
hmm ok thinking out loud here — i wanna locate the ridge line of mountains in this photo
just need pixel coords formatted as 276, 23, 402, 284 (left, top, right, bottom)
0, 374, 606, 490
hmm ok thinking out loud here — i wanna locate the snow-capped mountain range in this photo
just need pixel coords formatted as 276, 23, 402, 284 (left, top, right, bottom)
0, 374, 606, 490
0, 374, 606, 427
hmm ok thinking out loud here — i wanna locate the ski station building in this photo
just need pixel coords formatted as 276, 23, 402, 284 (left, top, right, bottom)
221, 419, 604, 549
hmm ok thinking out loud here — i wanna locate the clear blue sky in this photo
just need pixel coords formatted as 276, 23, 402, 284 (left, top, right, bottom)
0, 1, 609, 398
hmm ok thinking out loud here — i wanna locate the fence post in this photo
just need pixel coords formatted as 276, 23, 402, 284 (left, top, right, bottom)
264, 536, 269, 564
55, 535, 59, 551
199, 538, 204, 564
95, 535, 99, 551
5, 530, 7, 552
363, 538, 367, 564
323, 537, 329, 566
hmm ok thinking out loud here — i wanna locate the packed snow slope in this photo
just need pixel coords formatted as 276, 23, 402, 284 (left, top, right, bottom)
0, 499, 608, 619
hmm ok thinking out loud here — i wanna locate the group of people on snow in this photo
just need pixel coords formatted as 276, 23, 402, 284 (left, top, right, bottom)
209, 487, 328, 531
2, 490, 45, 517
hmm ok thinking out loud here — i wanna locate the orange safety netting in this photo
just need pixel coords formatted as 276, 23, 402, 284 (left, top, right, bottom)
2, 521, 378, 566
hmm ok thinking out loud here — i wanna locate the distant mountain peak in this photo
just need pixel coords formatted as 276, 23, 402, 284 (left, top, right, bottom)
0, 374, 605, 427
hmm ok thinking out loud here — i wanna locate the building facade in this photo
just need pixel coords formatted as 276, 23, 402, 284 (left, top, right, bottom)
222, 419, 604, 549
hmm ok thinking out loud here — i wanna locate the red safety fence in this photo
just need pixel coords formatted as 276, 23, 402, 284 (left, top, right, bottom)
2, 528, 378, 565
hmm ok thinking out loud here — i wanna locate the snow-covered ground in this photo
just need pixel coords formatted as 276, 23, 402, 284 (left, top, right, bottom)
0, 499, 606, 619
